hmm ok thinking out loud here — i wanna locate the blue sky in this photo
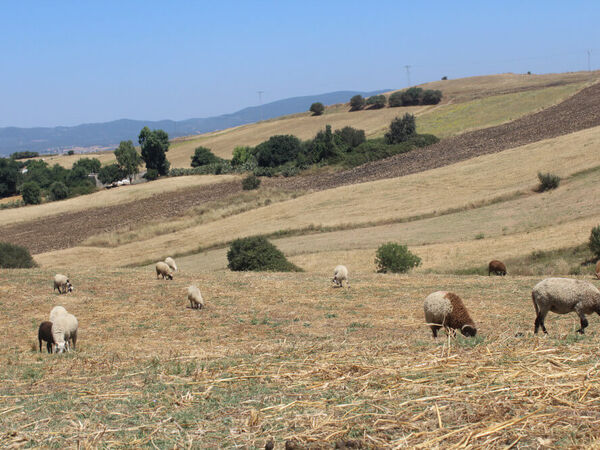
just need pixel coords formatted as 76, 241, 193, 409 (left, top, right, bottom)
1, 0, 599, 127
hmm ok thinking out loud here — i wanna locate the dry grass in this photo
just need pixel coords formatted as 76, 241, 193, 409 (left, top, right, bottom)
0, 195, 22, 205
32, 150, 115, 169
0, 175, 237, 227
2, 268, 600, 447
34, 124, 600, 270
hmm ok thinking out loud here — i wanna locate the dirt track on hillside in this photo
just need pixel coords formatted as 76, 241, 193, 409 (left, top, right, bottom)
4, 82, 600, 255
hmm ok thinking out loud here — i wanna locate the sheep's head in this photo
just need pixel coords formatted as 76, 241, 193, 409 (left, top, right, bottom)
55, 342, 67, 353
461, 325, 477, 337
67, 283, 74, 293
166, 273, 173, 280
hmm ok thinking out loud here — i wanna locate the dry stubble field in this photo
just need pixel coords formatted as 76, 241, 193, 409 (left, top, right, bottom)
2, 268, 600, 448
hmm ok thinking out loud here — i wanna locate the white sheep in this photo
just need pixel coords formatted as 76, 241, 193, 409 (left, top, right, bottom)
49, 305, 68, 323
532, 277, 600, 334
187, 285, 204, 309
332, 265, 349, 288
53, 274, 73, 294
423, 291, 477, 338
165, 257, 178, 272
52, 312, 78, 353
155, 261, 173, 280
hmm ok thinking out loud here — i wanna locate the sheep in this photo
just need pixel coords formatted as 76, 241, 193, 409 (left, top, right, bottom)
187, 285, 204, 309
332, 265, 349, 288
532, 277, 600, 334
38, 321, 55, 353
52, 312, 78, 353
165, 256, 178, 272
424, 291, 477, 338
155, 261, 173, 280
488, 260, 507, 276
49, 305, 68, 322
595, 260, 600, 279
53, 274, 73, 294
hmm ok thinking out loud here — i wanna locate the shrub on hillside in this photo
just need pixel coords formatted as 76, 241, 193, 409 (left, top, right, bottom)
144, 169, 159, 181
309, 102, 325, 116
306, 125, 340, 163
400, 87, 423, 106
388, 91, 403, 107
255, 135, 302, 167
227, 236, 301, 272
589, 225, 600, 259
537, 172, 560, 191
342, 134, 438, 168
385, 114, 416, 144
375, 242, 421, 273
231, 146, 253, 167
349, 94, 365, 111
0, 242, 37, 268
334, 126, 366, 149
191, 146, 221, 167
10, 151, 39, 160
72, 157, 102, 173
21, 181, 41, 205
366, 95, 386, 109
422, 89, 443, 105
49, 181, 69, 200
98, 164, 125, 185
242, 174, 261, 190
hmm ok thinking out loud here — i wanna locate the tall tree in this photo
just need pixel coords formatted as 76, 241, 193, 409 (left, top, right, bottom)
115, 140, 143, 181
138, 127, 170, 176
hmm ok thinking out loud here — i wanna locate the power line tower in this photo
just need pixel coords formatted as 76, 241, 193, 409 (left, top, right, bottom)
257, 91, 265, 121
404, 65, 411, 87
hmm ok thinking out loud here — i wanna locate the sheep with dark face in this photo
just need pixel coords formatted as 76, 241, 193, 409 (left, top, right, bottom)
332, 265, 349, 288
532, 277, 600, 334
155, 261, 173, 280
38, 321, 55, 353
424, 291, 477, 338
488, 260, 507, 276
53, 274, 73, 294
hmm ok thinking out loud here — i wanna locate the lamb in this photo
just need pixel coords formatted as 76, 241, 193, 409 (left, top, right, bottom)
165, 256, 178, 272
49, 305, 68, 322
52, 312, 78, 353
595, 260, 600, 279
53, 274, 73, 294
38, 321, 55, 353
423, 291, 477, 338
155, 261, 173, 280
332, 265, 349, 288
488, 260, 507, 276
532, 277, 600, 334
187, 285, 204, 309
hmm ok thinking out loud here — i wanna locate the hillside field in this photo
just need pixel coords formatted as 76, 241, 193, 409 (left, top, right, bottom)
2, 269, 600, 448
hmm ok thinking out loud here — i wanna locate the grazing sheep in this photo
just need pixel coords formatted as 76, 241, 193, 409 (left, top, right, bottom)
155, 261, 173, 280
38, 321, 55, 353
52, 312, 78, 353
49, 305, 68, 322
488, 260, 507, 276
187, 285, 204, 309
424, 291, 477, 338
53, 274, 73, 294
595, 261, 600, 279
532, 277, 600, 334
332, 265, 349, 288
165, 256, 178, 272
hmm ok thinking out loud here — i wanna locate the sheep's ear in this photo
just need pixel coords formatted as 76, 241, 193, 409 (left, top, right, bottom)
462, 325, 476, 337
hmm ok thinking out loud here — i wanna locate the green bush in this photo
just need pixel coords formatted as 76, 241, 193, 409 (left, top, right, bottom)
375, 242, 421, 273
231, 146, 253, 167
349, 94, 365, 111
0, 242, 37, 268
589, 225, 600, 259
334, 126, 366, 148
366, 94, 386, 109
72, 157, 102, 173
422, 89, 443, 105
67, 150, 75, 155
227, 236, 301, 272
342, 134, 438, 168
255, 135, 302, 167
10, 151, 39, 160
49, 181, 69, 200
21, 181, 41, 204
400, 87, 423, 106
242, 174, 261, 190
191, 146, 221, 167
144, 168, 159, 181
537, 172, 560, 191
309, 102, 325, 116
385, 114, 416, 144
388, 91, 404, 107
98, 164, 125, 185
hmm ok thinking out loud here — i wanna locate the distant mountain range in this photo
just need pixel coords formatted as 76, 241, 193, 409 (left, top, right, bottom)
0, 89, 389, 156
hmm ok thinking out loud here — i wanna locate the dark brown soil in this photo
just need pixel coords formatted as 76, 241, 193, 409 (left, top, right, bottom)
4, 82, 600, 255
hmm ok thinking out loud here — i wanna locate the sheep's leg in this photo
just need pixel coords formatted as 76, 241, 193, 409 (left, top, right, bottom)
431, 326, 440, 338
47, 341, 52, 353
534, 310, 548, 334
576, 308, 588, 334
39, 339, 42, 352
72, 332, 77, 350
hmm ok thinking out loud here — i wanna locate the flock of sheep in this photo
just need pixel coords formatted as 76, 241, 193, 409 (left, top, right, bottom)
37, 258, 600, 353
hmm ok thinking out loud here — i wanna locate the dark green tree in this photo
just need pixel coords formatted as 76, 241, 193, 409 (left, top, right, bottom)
350, 94, 365, 111
366, 95, 386, 109
227, 236, 301, 272
21, 181, 41, 204
334, 126, 366, 149
309, 102, 325, 116
255, 135, 302, 167
0, 242, 37, 268
98, 164, 125, 185
191, 146, 221, 167
308, 125, 339, 162
49, 181, 69, 200
375, 242, 421, 273
115, 140, 143, 180
400, 87, 423, 106
0, 157, 21, 198
589, 225, 600, 259
72, 157, 102, 173
422, 89, 443, 105
139, 127, 170, 175
385, 114, 416, 144
388, 91, 403, 107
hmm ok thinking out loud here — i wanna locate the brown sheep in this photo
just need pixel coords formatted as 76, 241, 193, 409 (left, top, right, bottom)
488, 260, 507, 276
38, 321, 55, 353
424, 291, 477, 338
595, 261, 600, 279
